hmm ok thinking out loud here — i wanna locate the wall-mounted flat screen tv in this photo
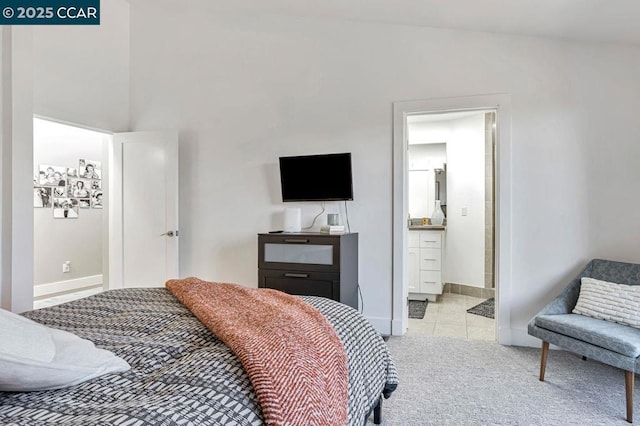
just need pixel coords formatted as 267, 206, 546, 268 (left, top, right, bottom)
279, 153, 353, 202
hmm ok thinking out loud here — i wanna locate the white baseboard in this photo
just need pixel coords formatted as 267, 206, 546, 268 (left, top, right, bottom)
509, 326, 545, 348
510, 326, 569, 351
391, 318, 405, 336
366, 316, 392, 336
34, 275, 103, 298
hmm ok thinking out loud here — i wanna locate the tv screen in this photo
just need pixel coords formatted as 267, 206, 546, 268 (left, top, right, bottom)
279, 153, 354, 202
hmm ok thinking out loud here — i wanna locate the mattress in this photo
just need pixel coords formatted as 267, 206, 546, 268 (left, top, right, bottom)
0, 288, 398, 425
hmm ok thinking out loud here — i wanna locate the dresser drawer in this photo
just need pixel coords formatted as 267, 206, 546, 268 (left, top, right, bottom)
419, 232, 442, 248
419, 270, 442, 294
420, 270, 442, 285
259, 269, 339, 300
419, 248, 441, 270
420, 281, 443, 294
258, 234, 340, 272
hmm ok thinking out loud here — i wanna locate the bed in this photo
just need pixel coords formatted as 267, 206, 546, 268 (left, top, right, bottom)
0, 286, 398, 425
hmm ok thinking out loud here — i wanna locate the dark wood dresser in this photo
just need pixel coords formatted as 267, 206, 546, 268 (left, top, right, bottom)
257, 232, 358, 309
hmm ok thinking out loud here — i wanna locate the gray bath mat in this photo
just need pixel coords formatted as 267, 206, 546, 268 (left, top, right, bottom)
467, 298, 495, 319
408, 300, 428, 319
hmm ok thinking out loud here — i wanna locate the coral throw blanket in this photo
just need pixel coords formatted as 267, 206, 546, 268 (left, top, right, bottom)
166, 278, 349, 426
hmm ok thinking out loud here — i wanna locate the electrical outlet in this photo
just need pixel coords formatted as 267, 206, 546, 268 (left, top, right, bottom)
461, 207, 468, 216
62, 261, 71, 273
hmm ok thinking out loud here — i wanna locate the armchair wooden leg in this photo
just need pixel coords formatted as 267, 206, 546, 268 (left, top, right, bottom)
539, 341, 549, 381
626, 370, 634, 423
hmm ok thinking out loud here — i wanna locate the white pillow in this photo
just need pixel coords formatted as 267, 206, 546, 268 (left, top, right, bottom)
573, 277, 640, 328
0, 308, 130, 392
0, 308, 56, 363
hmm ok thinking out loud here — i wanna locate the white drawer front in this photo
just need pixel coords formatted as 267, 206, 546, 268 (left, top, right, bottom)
419, 248, 441, 270
420, 270, 442, 294
407, 231, 420, 248
419, 232, 442, 248
421, 281, 443, 294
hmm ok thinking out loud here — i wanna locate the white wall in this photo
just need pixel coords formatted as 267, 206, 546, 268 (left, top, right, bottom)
0, 0, 131, 309
33, 118, 104, 287
408, 121, 450, 145
1, 27, 5, 309
445, 114, 485, 287
407, 143, 446, 171
128, 1, 640, 339
32, 0, 130, 132
1, 27, 34, 313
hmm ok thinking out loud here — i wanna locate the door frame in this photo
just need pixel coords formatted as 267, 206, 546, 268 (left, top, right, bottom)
33, 115, 113, 294
391, 93, 513, 344
109, 131, 179, 289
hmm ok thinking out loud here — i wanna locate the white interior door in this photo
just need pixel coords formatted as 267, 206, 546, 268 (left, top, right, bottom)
111, 131, 179, 288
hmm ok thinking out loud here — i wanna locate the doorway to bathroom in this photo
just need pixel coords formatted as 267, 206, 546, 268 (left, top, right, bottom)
391, 94, 513, 344
405, 110, 496, 340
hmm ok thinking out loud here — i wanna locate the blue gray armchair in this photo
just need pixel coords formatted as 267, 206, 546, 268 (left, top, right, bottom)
528, 258, 640, 423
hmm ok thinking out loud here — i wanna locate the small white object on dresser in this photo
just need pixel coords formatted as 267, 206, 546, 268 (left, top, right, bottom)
320, 225, 345, 235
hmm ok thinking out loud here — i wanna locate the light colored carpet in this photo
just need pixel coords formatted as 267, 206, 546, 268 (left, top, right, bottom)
370, 334, 636, 425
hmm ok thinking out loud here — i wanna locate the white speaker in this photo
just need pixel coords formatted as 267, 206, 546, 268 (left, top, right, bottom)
283, 207, 301, 233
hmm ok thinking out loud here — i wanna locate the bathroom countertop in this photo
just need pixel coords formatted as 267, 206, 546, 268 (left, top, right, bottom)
408, 225, 446, 231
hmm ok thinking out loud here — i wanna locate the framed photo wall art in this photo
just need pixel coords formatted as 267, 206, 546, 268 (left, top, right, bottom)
34, 158, 103, 217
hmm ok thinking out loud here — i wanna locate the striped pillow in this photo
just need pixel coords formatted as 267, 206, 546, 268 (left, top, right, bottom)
573, 277, 640, 328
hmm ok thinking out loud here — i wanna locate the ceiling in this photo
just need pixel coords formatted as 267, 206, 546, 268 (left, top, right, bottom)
219, 0, 640, 46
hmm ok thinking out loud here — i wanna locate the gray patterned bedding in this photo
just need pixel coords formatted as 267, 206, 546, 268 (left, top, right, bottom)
0, 288, 398, 425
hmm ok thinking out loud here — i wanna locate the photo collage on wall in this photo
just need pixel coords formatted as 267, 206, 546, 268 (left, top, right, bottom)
33, 159, 102, 219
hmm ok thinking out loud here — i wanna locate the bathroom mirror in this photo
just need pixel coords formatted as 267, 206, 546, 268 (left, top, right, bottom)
407, 142, 447, 220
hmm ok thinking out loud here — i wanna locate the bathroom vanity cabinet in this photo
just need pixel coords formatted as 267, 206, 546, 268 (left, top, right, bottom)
408, 228, 445, 301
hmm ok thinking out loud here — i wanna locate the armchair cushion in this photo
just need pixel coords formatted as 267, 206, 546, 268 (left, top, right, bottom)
535, 314, 640, 358
573, 277, 640, 328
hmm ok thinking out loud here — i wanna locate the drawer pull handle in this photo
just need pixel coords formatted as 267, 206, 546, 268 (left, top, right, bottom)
284, 239, 309, 244
423, 258, 437, 261
284, 273, 309, 278
424, 240, 437, 243
423, 281, 436, 284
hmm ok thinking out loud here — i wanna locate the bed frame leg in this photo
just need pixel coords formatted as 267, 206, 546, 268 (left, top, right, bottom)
373, 395, 382, 424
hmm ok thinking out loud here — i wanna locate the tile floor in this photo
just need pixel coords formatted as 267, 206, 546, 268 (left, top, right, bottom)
33, 286, 104, 309
407, 292, 495, 340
